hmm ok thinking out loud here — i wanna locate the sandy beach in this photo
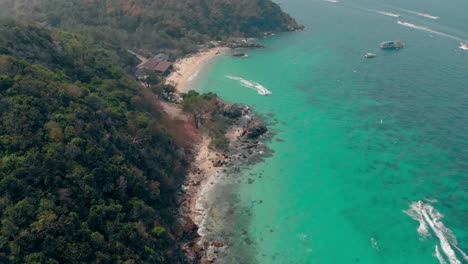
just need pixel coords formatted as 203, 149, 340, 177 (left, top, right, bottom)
185, 135, 224, 213
166, 47, 228, 93
178, 134, 228, 262
187, 126, 244, 222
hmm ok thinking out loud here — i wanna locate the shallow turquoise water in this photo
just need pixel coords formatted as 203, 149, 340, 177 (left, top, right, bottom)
194, 0, 468, 263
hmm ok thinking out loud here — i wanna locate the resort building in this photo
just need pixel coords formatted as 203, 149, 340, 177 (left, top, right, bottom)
137, 54, 173, 75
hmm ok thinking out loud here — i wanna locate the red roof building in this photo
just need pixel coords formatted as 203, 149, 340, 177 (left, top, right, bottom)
137, 58, 174, 75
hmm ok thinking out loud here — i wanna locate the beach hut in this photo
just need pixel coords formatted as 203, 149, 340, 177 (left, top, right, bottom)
137, 58, 174, 75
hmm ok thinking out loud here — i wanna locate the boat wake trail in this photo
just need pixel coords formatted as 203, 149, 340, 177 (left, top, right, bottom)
225, 75, 272, 95
367, 9, 401, 18
397, 20, 464, 42
404, 201, 467, 264
435, 245, 448, 264
397, 8, 440, 20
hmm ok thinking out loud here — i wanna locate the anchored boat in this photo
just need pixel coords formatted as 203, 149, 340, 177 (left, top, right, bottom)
380, 40, 404, 49
364, 52, 377, 58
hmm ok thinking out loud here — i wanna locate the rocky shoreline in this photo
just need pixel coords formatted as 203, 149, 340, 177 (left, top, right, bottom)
176, 103, 271, 264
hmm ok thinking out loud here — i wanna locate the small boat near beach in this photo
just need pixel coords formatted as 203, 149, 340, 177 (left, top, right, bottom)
364, 52, 377, 58
418, 200, 424, 209
460, 42, 468, 50
232, 52, 249, 58
380, 40, 404, 49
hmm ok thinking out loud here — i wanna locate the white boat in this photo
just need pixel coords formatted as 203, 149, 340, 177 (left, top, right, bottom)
364, 52, 377, 58
460, 42, 468, 50
418, 200, 424, 209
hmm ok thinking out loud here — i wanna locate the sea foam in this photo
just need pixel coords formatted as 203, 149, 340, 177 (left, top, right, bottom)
435, 245, 448, 264
404, 201, 467, 264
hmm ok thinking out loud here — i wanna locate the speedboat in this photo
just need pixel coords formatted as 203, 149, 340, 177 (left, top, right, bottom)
364, 52, 377, 58
418, 200, 424, 209
380, 40, 404, 49
397, 20, 410, 26
232, 52, 249, 58
460, 42, 468, 50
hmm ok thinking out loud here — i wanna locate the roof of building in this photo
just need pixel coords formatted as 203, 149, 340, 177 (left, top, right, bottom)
138, 58, 173, 73
154, 61, 173, 72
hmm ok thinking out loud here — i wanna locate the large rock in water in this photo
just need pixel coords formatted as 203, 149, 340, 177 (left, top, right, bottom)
245, 121, 267, 138
223, 103, 242, 118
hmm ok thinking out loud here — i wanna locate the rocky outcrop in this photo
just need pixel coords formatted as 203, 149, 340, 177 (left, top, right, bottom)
244, 121, 268, 138
228, 43, 265, 49
227, 40, 265, 49
210, 241, 224, 247
181, 216, 198, 239
212, 158, 224, 167
178, 100, 271, 264
222, 104, 243, 119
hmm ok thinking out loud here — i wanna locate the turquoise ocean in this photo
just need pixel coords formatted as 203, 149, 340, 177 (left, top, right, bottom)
193, 0, 468, 263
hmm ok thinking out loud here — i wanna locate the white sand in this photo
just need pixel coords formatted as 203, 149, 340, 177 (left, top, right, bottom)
187, 136, 223, 216
166, 47, 228, 93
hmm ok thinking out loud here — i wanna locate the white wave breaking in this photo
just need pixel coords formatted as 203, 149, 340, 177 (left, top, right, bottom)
404, 201, 467, 264
398, 8, 440, 20
225, 75, 272, 95
397, 20, 464, 42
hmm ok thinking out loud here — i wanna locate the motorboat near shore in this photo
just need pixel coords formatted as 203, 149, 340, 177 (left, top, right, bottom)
380, 40, 404, 49
460, 42, 468, 50
364, 52, 377, 58
232, 52, 249, 58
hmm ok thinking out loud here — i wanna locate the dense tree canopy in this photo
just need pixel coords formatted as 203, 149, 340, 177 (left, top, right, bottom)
0, 0, 300, 56
0, 20, 187, 263
0, 1, 300, 262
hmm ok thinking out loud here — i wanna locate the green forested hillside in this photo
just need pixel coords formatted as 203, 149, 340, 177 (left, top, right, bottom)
0, 0, 300, 56
0, 20, 187, 263
0, 1, 300, 262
